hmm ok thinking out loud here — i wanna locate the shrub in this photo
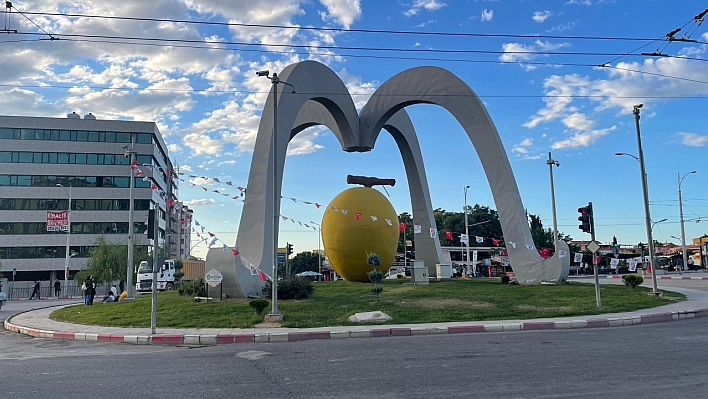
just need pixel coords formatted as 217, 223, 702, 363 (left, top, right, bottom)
249, 299, 270, 315
397, 273, 404, 279
262, 277, 314, 300
178, 277, 207, 297
622, 274, 644, 289
366, 252, 384, 302
501, 275, 510, 284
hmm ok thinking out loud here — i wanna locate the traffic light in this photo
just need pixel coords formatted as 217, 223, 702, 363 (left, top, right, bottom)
612, 236, 619, 255
286, 243, 293, 256
578, 203, 593, 234
638, 242, 645, 251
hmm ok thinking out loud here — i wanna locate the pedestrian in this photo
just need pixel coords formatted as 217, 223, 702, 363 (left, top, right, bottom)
688, 257, 695, 270
29, 281, 40, 300
54, 280, 61, 297
83, 276, 94, 306
88, 276, 96, 306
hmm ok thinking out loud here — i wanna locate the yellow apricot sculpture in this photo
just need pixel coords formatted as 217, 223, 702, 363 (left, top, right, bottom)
322, 187, 399, 282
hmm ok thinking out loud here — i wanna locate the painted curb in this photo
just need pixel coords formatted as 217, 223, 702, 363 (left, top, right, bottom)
5, 307, 708, 347
605, 275, 708, 280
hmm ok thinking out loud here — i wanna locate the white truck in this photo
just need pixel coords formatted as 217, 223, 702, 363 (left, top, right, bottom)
136, 259, 176, 292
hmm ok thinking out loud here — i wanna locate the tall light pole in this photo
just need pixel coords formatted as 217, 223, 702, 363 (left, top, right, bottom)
463, 186, 471, 276
123, 139, 138, 298
57, 184, 71, 296
678, 171, 696, 275
311, 221, 322, 280
257, 69, 295, 320
546, 152, 560, 251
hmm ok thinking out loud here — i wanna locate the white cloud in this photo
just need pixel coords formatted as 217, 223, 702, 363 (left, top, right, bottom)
481, 9, 494, 22
551, 126, 616, 149
184, 198, 216, 207
499, 40, 570, 69
288, 127, 325, 155
512, 138, 534, 155
168, 143, 183, 154
562, 113, 594, 131
566, 0, 592, 4
404, 0, 446, 17
180, 164, 193, 172
189, 177, 215, 186
679, 132, 708, 147
319, 0, 362, 29
532, 11, 551, 22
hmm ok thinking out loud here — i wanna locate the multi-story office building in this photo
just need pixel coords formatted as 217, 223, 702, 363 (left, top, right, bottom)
172, 201, 193, 260
0, 113, 183, 282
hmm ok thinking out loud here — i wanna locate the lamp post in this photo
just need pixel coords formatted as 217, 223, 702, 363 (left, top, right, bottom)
678, 171, 696, 275
310, 221, 322, 280
56, 184, 71, 296
123, 139, 138, 299
463, 186, 471, 276
614, 104, 660, 294
257, 69, 295, 320
546, 152, 560, 251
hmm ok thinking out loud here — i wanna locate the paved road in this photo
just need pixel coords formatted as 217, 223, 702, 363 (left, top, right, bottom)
2, 315, 708, 398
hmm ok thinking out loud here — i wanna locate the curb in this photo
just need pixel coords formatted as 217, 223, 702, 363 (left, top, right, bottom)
5, 307, 708, 346
606, 276, 708, 280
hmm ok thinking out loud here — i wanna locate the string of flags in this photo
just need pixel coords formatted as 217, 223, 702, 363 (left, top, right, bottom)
190, 219, 271, 282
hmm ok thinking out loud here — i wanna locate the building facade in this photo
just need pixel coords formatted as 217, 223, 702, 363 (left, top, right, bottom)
0, 113, 182, 282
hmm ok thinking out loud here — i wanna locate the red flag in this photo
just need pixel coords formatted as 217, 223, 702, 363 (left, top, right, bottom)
540, 247, 551, 258
231, 249, 240, 256
258, 269, 268, 281
150, 183, 157, 190
445, 231, 453, 240
315, 203, 321, 208
355, 213, 361, 221
196, 232, 200, 237
131, 160, 139, 166
492, 238, 501, 246
399, 222, 406, 231
208, 232, 215, 237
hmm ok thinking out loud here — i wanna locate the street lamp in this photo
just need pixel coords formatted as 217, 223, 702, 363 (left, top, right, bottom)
257, 69, 295, 320
123, 140, 138, 299
546, 152, 560, 251
614, 104, 660, 294
463, 185, 471, 276
310, 221, 322, 280
56, 184, 71, 297
678, 171, 696, 275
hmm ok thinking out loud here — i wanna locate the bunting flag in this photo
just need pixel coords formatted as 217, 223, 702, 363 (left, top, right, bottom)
370, 215, 377, 222
398, 222, 406, 231
354, 212, 360, 221
525, 244, 534, 250
430, 228, 437, 238
385, 219, 392, 226
414, 225, 422, 234
232, 249, 240, 256
573, 253, 583, 263
250, 266, 258, 276
539, 247, 551, 258
342, 210, 348, 215
492, 238, 501, 246
222, 244, 229, 252
476, 236, 484, 243
445, 231, 453, 240
258, 269, 268, 282
150, 183, 157, 190
460, 234, 468, 244
509, 241, 516, 248
209, 237, 218, 247
208, 232, 215, 237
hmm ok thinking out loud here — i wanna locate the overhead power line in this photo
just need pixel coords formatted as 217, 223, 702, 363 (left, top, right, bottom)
5, 10, 706, 44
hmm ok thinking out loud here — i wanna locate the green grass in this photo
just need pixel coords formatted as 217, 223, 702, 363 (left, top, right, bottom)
50, 279, 685, 329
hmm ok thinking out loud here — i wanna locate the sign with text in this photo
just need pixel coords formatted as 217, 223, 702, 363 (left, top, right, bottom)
205, 269, 223, 287
46, 211, 69, 232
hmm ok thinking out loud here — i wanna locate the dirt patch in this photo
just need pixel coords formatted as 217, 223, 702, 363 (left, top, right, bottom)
401, 298, 494, 309
254, 322, 282, 328
515, 304, 573, 312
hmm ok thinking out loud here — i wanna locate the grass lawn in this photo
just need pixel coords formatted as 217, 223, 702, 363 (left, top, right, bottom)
50, 279, 685, 329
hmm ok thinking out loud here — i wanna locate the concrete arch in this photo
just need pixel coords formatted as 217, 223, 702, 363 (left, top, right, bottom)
359, 66, 569, 283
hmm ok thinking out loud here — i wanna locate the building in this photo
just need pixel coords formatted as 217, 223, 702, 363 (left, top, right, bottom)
0, 113, 181, 282
172, 201, 193, 260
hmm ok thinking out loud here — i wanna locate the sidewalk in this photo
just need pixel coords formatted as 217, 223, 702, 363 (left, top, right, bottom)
5, 286, 708, 346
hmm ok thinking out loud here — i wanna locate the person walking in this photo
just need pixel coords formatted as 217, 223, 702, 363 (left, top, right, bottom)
83, 276, 94, 306
88, 276, 96, 306
29, 281, 40, 300
54, 280, 61, 298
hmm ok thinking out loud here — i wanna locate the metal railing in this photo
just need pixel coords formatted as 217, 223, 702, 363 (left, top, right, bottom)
4, 281, 116, 300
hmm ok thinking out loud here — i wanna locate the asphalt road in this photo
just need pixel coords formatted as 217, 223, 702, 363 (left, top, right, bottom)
2, 315, 708, 398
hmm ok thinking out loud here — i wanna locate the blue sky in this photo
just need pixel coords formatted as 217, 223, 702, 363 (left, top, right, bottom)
2, 0, 708, 259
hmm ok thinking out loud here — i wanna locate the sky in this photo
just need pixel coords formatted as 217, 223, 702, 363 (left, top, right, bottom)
1, 0, 708, 259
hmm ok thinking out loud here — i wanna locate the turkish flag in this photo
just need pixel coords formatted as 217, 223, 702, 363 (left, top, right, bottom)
445, 231, 453, 240
258, 270, 268, 281
231, 249, 240, 256
399, 222, 406, 231
492, 239, 501, 246
540, 247, 551, 258
356, 213, 361, 221
208, 232, 215, 237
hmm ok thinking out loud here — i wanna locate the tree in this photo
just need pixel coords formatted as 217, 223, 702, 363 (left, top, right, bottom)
366, 253, 383, 302
74, 236, 148, 287
174, 259, 184, 281
528, 214, 579, 254
288, 251, 320, 275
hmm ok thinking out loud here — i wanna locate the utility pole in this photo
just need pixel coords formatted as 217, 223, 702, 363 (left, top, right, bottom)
64, 186, 71, 296
124, 139, 138, 298
633, 104, 660, 295
678, 171, 696, 275
464, 186, 471, 276
547, 153, 560, 251
150, 206, 159, 334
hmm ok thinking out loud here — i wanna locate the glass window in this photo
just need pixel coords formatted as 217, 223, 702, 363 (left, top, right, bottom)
115, 155, 128, 165
57, 153, 69, 164
77, 131, 88, 142
42, 153, 49, 163
51, 130, 59, 140
70, 131, 77, 141
43, 130, 51, 140
0, 152, 10, 163
87, 154, 97, 164
135, 200, 150, 210
136, 133, 152, 144
97, 154, 104, 164
105, 132, 116, 142
137, 155, 151, 165
0, 199, 14, 210
0, 175, 10, 186
49, 153, 57, 163
114, 177, 129, 187
20, 129, 34, 140
116, 133, 131, 143
33, 153, 42, 163
34, 130, 44, 140
11, 153, 18, 162
16, 175, 32, 186
135, 179, 151, 188
104, 154, 114, 165
75, 154, 87, 164
69, 154, 76, 164
59, 130, 70, 141
99, 132, 105, 142
85, 176, 97, 187
0, 128, 13, 139
88, 132, 99, 142
18, 152, 33, 163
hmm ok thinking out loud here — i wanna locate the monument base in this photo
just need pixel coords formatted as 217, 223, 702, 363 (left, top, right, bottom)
265, 313, 284, 323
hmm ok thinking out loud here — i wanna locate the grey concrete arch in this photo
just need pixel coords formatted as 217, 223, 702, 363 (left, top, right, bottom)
359, 66, 569, 283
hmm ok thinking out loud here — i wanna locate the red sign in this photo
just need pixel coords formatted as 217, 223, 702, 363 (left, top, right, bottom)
47, 210, 69, 231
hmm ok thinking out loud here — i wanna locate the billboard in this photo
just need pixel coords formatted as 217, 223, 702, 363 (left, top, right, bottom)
47, 210, 69, 232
